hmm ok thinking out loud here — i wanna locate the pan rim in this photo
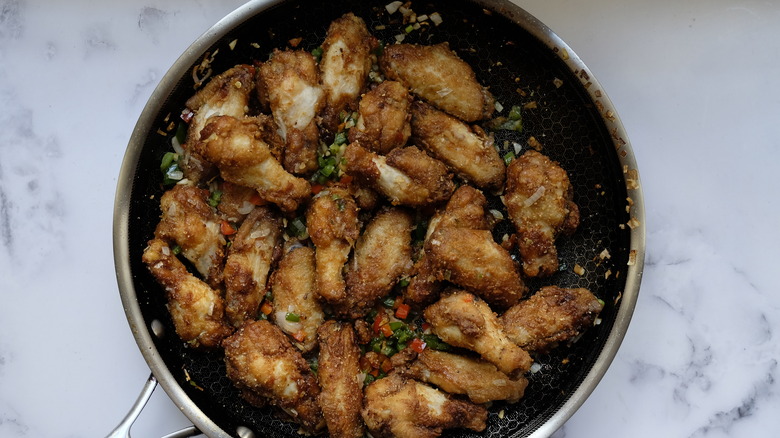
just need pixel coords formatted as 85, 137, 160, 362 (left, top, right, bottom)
112, 0, 645, 437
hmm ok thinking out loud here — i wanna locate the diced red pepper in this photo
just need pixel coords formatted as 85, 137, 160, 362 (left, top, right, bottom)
311, 184, 325, 194
249, 192, 267, 206
369, 368, 380, 377
292, 331, 306, 343
395, 303, 411, 320
260, 301, 274, 315
372, 313, 384, 334
339, 174, 353, 185
463, 294, 474, 303
221, 220, 237, 236
421, 322, 431, 332
380, 323, 393, 338
410, 338, 426, 353
380, 358, 393, 373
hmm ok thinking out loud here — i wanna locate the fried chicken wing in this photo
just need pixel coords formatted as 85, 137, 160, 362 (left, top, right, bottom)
270, 246, 324, 352
258, 49, 324, 175
411, 101, 505, 190
317, 321, 365, 438
406, 349, 528, 404
500, 286, 603, 352
342, 207, 414, 318
426, 227, 526, 308
423, 291, 532, 375
348, 80, 412, 154
305, 186, 360, 304
344, 143, 454, 207
182, 64, 255, 183
142, 239, 232, 349
195, 115, 311, 213
153, 184, 225, 287
319, 13, 377, 132
222, 320, 324, 433
223, 207, 283, 327
503, 150, 580, 277
380, 43, 494, 122
362, 373, 487, 438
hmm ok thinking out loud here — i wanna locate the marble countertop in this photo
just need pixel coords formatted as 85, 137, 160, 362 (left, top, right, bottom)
1, 0, 778, 437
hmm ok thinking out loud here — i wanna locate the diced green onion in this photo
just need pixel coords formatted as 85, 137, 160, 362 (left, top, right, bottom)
389, 321, 405, 331
285, 312, 301, 322
172, 245, 182, 255
383, 297, 396, 307
508, 105, 523, 121
398, 278, 410, 287
311, 46, 323, 62
160, 152, 177, 173
175, 122, 187, 145
286, 217, 307, 238
334, 131, 347, 146
404, 24, 414, 33
208, 189, 222, 208
503, 151, 516, 165
422, 334, 450, 351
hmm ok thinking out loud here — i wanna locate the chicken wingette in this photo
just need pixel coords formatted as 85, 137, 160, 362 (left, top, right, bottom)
348, 80, 412, 154
503, 150, 580, 277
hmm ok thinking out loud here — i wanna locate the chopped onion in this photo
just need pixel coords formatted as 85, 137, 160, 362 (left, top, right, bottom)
237, 201, 255, 215
394, 33, 406, 42
513, 141, 522, 155
385, 1, 402, 14
171, 135, 185, 155
161, 245, 170, 256
430, 12, 443, 25
494, 101, 504, 112
523, 186, 545, 207
488, 209, 504, 220
530, 362, 542, 373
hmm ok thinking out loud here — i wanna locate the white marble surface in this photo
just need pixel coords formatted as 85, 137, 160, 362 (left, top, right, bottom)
0, 0, 778, 437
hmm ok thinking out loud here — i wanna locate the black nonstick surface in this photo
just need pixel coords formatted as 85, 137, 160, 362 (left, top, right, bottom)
123, 0, 635, 436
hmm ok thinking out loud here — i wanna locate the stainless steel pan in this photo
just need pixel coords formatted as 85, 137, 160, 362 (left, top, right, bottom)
112, 0, 645, 436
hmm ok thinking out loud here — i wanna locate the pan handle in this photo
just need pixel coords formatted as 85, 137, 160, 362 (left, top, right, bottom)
106, 373, 203, 438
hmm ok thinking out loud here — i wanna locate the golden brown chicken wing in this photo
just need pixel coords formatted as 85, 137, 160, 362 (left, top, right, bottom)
348, 80, 412, 154
362, 373, 487, 438
319, 13, 377, 133
305, 185, 360, 305
222, 320, 324, 433
342, 207, 414, 318
344, 143, 454, 207
423, 290, 532, 375
317, 321, 365, 438
380, 43, 494, 122
223, 207, 283, 328
142, 238, 232, 349
182, 64, 255, 183
503, 150, 580, 277
195, 115, 311, 213
500, 286, 603, 352
405, 349, 528, 404
258, 49, 324, 175
270, 246, 324, 353
153, 184, 225, 287
411, 101, 505, 190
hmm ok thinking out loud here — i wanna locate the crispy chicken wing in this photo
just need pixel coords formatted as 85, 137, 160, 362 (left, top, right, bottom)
501, 286, 603, 352
270, 246, 324, 352
195, 115, 311, 213
142, 239, 232, 349
182, 64, 255, 183
343, 207, 414, 318
425, 227, 526, 308
344, 143, 454, 207
222, 320, 324, 433
317, 321, 365, 438
503, 150, 580, 277
362, 373, 487, 438
423, 291, 532, 375
348, 80, 412, 154
319, 13, 377, 133
223, 207, 283, 328
405, 349, 528, 404
306, 185, 360, 304
380, 43, 494, 122
411, 101, 505, 190
153, 184, 225, 287
258, 49, 324, 175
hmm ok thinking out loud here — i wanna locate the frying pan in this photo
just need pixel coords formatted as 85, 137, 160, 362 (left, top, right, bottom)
112, 0, 645, 437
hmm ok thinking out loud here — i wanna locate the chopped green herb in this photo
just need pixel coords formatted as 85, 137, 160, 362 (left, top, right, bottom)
508, 105, 523, 121
383, 297, 396, 308
398, 278, 410, 287
172, 245, 182, 255
285, 312, 301, 322
309, 358, 319, 374
208, 189, 223, 208
422, 333, 451, 351
286, 216, 307, 238
311, 46, 323, 62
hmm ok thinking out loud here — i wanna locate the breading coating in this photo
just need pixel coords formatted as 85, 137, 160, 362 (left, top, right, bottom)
406, 349, 528, 404
195, 115, 311, 213
142, 239, 232, 349
503, 150, 580, 277
348, 80, 412, 154
501, 286, 603, 352
270, 246, 324, 353
344, 143, 455, 207
153, 184, 225, 287
222, 320, 325, 433
306, 185, 360, 304
223, 207, 283, 328
380, 43, 494, 122
183, 64, 255, 183
362, 373, 487, 438
319, 13, 377, 132
423, 290, 532, 375
317, 321, 365, 438
411, 101, 505, 190
258, 49, 324, 175
343, 207, 414, 318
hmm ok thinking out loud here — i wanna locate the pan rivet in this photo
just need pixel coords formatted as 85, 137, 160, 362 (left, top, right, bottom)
151, 319, 165, 338
236, 426, 255, 438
